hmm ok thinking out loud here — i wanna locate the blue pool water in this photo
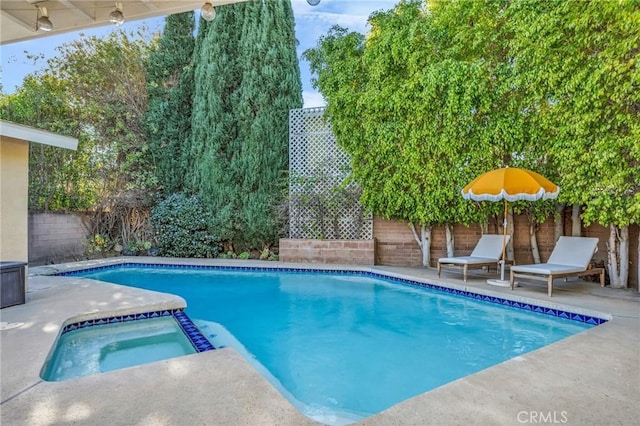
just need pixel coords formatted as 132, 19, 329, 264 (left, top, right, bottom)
73, 265, 593, 424
42, 316, 196, 382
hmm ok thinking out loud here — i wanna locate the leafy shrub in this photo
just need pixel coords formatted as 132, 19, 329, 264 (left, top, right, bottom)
259, 248, 270, 260
218, 251, 237, 260
87, 234, 113, 254
122, 240, 152, 256
259, 248, 278, 261
150, 193, 220, 258
238, 252, 250, 260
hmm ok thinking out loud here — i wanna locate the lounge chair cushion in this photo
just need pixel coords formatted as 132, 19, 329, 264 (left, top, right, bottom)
438, 256, 498, 265
510, 236, 602, 297
509, 263, 586, 275
546, 236, 599, 268
511, 236, 599, 274
437, 234, 511, 282
439, 235, 509, 266
470, 234, 508, 259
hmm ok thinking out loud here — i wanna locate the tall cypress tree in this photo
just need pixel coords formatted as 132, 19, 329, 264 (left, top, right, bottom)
188, 5, 245, 243
190, 0, 302, 250
145, 12, 195, 194
233, 0, 303, 249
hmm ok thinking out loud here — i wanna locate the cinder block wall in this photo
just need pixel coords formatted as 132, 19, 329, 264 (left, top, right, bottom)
372, 219, 426, 267
279, 239, 375, 265
28, 212, 89, 263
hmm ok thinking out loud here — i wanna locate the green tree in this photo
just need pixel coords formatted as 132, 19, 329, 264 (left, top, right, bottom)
233, 0, 303, 249
188, 4, 244, 247
426, 0, 560, 262
48, 30, 156, 247
305, 2, 502, 265
306, 0, 636, 275
145, 12, 195, 194
0, 73, 97, 211
190, 0, 302, 251
50, 30, 155, 197
508, 0, 640, 287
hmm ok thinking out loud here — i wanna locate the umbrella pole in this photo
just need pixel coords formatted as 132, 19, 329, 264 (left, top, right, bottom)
501, 199, 508, 281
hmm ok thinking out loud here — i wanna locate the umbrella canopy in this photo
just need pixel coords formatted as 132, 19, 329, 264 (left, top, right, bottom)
461, 167, 560, 284
462, 167, 559, 202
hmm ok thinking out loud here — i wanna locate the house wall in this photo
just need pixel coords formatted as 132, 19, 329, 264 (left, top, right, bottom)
0, 137, 28, 263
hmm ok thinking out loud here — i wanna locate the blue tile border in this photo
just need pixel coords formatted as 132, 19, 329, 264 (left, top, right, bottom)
61, 308, 215, 353
173, 310, 215, 352
57, 263, 608, 326
392, 279, 608, 326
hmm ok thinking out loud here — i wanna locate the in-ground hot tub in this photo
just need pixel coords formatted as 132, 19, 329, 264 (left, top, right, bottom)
41, 310, 214, 382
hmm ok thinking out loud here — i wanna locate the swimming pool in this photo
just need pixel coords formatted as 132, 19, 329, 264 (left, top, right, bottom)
67, 264, 600, 424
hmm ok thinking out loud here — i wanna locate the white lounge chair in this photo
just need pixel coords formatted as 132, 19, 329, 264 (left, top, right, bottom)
510, 236, 605, 297
437, 234, 510, 283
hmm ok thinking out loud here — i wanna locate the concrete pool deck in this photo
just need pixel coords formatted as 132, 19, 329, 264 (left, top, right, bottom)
1, 257, 638, 425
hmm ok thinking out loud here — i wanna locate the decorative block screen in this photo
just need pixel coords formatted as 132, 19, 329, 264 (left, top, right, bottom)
288, 107, 372, 240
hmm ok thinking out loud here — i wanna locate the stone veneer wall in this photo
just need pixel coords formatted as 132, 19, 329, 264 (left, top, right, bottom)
279, 239, 375, 265
28, 212, 89, 263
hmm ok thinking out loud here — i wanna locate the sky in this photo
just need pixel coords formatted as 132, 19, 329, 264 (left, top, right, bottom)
0, 0, 397, 108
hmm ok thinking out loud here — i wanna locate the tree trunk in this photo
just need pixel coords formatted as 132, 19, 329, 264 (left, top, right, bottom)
480, 220, 488, 235
421, 226, 431, 267
445, 224, 454, 257
619, 225, 629, 288
506, 209, 515, 261
409, 223, 431, 267
607, 224, 620, 286
607, 224, 629, 289
571, 204, 581, 236
554, 203, 565, 243
530, 222, 541, 264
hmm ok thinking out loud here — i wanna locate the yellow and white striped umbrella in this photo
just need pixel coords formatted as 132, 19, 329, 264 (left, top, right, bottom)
462, 167, 559, 202
462, 167, 560, 283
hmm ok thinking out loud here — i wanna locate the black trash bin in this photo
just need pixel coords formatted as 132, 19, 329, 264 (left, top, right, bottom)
1, 261, 27, 308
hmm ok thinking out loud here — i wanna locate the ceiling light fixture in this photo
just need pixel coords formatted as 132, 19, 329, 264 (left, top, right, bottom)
109, 2, 125, 26
201, 2, 216, 21
36, 6, 53, 32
